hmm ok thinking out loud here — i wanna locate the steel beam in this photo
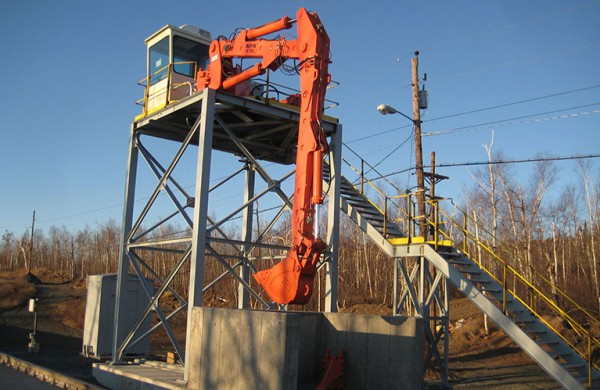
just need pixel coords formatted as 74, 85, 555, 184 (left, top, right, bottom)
325, 123, 342, 312
184, 89, 215, 381
238, 163, 255, 308
112, 124, 139, 363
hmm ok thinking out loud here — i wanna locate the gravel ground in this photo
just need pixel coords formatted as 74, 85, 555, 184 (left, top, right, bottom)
0, 273, 565, 389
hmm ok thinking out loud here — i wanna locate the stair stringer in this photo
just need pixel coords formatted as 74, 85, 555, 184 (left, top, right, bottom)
395, 244, 585, 390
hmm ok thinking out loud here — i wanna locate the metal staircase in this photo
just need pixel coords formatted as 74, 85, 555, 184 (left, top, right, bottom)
427, 245, 597, 389
323, 155, 600, 389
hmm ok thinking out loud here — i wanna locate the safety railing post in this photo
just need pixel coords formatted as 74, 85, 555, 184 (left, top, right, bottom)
384, 196, 388, 236
166, 64, 173, 104
502, 262, 507, 313
434, 200, 439, 251
407, 194, 412, 244
462, 210, 467, 253
360, 159, 364, 194
588, 332, 592, 388
143, 76, 150, 116
529, 287, 535, 312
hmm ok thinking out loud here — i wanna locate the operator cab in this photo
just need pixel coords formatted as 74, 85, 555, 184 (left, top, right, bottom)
136, 25, 211, 120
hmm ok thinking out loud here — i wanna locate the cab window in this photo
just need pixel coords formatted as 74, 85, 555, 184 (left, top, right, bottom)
173, 36, 209, 78
149, 37, 169, 85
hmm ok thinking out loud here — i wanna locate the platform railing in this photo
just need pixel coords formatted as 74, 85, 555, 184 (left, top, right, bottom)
135, 61, 199, 118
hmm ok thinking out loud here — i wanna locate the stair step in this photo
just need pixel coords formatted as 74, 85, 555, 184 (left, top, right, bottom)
468, 278, 492, 283
536, 339, 560, 346
575, 373, 600, 382
517, 318, 537, 324
447, 258, 470, 265
561, 362, 584, 369
349, 207, 380, 216
346, 199, 377, 208
483, 286, 502, 294
340, 189, 358, 195
340, 190, 364, 198
530, 328, 549, 334
437, 251, 460, 257
363, 211, 385, 219
374, 222, 401, 233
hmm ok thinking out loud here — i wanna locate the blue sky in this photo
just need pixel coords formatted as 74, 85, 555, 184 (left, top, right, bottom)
1, 1, 599, 235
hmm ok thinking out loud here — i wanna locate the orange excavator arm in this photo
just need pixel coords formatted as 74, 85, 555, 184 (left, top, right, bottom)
195, 8, 331, 305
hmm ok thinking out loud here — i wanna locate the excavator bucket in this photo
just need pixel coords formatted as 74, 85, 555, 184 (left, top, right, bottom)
253, 250, 316, 305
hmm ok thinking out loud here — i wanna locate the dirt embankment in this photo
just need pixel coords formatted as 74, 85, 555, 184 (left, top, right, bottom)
0, 269, 566, 388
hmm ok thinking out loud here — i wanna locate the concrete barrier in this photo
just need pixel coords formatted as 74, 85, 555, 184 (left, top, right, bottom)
187, 308, 424, 390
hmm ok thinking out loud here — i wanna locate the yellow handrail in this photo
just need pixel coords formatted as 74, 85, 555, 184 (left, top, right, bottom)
135, 61, 199, 118
337, 148, 597, 382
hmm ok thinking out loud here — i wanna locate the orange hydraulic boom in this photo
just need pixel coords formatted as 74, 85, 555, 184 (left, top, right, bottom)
195, 8, 331, 305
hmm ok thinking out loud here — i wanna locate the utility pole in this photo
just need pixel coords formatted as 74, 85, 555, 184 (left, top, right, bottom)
411, 52, 426, 239
28, 210, 36, 273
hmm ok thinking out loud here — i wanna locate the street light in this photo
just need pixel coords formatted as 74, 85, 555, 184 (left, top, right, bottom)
377, 102, 426, 238
377, 104, 416, 124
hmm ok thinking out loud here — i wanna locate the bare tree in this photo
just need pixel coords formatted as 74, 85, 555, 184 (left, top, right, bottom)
577, 160, 599, 313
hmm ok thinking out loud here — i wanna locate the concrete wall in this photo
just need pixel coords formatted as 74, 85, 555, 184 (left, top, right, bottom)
187, 308, 424, 390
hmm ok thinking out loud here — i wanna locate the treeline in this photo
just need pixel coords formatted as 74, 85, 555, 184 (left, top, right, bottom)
0, 156, 598, 317
457, 148, 599, 317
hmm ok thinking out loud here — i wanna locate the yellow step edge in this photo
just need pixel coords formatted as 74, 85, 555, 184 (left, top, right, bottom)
388, 237, 453, 247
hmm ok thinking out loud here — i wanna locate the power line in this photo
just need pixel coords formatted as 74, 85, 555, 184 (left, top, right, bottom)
347, 104, 599, 167
425, 84, 600, 123
345, 123, 412, 144
372, 154, 600, 181
424, 104, 600, 136
366, 132, 413, 172
345, 84, 600, 144
431, 153, 600, 169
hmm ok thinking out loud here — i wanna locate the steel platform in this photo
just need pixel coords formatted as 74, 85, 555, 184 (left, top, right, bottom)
133, 91, 339, 165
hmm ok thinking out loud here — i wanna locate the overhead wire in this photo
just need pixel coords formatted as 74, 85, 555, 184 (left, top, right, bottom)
426, 84, 600, 123
370, 154, 600, 182
345, 84, 600, 144
424, 103, 600, 136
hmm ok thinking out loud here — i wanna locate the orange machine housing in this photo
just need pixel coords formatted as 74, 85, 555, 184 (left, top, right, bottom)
195, 8, 331, 305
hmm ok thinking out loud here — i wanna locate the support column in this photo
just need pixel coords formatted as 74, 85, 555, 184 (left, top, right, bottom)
184, 89, 215, 381
325, 124, 342, 312
418, 256, 426, 317
393, 257, 399, 315
112, 124, 139, 362
238, 163, 255, 309
443, 277, 450, 386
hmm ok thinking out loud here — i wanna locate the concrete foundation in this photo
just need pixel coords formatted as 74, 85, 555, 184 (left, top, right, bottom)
93, 360, 184, 390
187, 307, 424, 390
93, 308, 424, 390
